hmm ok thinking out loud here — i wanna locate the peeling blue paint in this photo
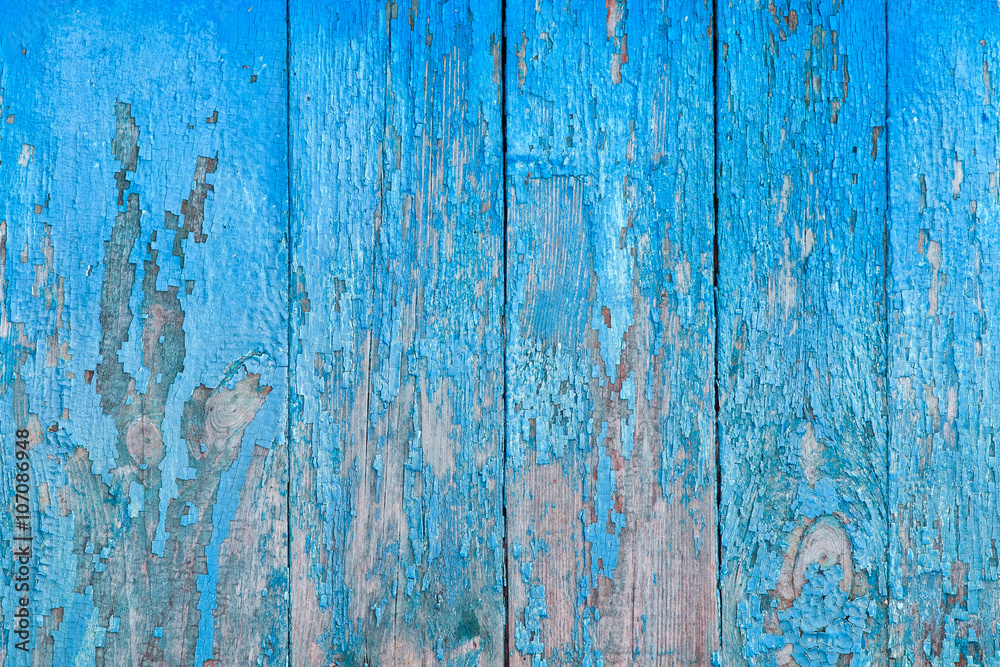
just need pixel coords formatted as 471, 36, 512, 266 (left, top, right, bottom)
718, 1, 888, 664
2, 1, 996, 664
0, 0, 289, 663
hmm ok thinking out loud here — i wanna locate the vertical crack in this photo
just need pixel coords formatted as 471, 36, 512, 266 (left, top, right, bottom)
360, 5, 392, 662
882, 0, 892, 653
383, 9, 402, 667
500, 0, 511, 665
711, 0, 723, 656
284, 1, 294, 664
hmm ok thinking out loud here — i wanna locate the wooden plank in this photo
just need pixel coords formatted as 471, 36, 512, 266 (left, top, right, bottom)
289, 0, 507, 664
287, 3, 388, 663
716, 1, 889, 665
887, 3, 1000, 663
503, 1, 717, 663
0, 1, 289, 664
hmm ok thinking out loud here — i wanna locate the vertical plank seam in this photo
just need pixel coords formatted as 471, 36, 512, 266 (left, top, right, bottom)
500, 0, 511, 663
712, 0, 723, 657
882, 1, 892, 656
284, 1, 294, 664
383, 11, 402, 666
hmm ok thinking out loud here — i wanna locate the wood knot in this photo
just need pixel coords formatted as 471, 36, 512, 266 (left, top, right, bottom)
184, 372, 271, 463
777, 515, 853, 606
205, 374, 269, 436
125, 416, 164, 470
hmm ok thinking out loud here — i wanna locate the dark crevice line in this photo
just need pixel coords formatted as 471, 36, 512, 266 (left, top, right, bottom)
499, 0, 511, 664
284, 0, 294, 664
629, 547, 637, 660
882, 0, 892, 647
711, 0, 723, 656
359, 9, 389, 655
360, 224, 378, 660
383, 11, 403, 667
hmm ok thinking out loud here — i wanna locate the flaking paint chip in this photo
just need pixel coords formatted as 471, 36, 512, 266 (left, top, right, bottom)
18, 143, 33, 167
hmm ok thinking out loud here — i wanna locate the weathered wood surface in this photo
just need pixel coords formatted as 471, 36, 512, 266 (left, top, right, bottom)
289, 1, 506, 665
0, 0, 289, 665
504, 0, 717, 664
286, 2, 387, 663
717, 1, 889, 665
5, 1, 1000, 665
888, 2, 1000, 664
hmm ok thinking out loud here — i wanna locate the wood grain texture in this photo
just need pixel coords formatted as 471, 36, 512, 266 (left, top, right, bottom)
0, 1, 289, 665
887, 3, 1000, 664
503, 1, 718, 664
287, 2, 388, 663
716, 1, 889, 664
289, 1, 506, 664
8, 2, 1000, 665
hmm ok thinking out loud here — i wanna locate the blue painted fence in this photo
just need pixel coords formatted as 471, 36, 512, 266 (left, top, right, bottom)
0, 1, 996, 666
